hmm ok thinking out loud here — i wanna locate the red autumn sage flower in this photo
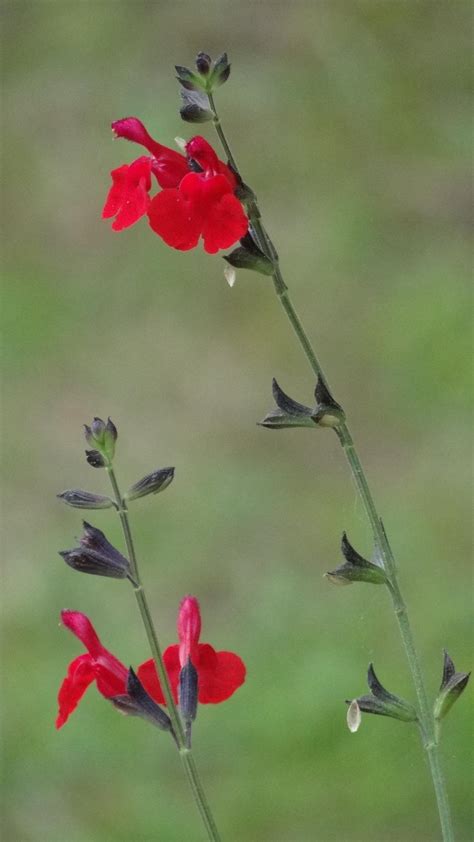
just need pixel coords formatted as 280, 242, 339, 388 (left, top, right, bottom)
56, 599, 245, 728
137, 595, 246, 704
56, 610, 128, 728
102, 117, 248, 254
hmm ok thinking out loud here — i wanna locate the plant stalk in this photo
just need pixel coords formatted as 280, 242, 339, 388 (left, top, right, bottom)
106, 465, 221, 842
209, 93, 453, 842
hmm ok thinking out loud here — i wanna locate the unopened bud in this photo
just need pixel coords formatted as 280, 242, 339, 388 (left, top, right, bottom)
195, 52, 212, 75
84, 417, 117, 464
57, 489, 115, 510
180, 104, 214, 124
59, 521, 131, 580
125, 467, 175, 502
179, 89, 212, 124
85, 449, 106, 468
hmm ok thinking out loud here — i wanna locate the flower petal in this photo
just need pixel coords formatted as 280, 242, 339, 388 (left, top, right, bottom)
137, 646, 181, 705
178, 596, 201, 667
102, 157, 152, 231
112, 117, 188, 188
201, 190, 248, 254
56, 653, 95, 728
196, 643, 246, 703
147, 183, 202, 251
94, 660, 128, 698
186, 135, 237, 188
181, 173, 247, 253
60, 610, 128, 691
61, 610, 103, 658
148, 171, 247, 254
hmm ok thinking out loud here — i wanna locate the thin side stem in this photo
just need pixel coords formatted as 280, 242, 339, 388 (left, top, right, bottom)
106, 465, 221, 842
209, 96, 454, 842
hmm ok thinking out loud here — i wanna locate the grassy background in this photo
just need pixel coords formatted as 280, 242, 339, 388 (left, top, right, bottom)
2, 2, 472, 840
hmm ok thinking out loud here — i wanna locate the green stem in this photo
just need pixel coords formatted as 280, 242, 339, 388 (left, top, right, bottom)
209, 96, 454, 842
106, 465, 221, 842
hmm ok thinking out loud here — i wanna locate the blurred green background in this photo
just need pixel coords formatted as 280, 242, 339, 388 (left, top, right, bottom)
2, 2, 472, 840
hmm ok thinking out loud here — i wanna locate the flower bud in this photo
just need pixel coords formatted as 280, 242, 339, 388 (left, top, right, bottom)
179, 88, 213, 124
347, 663, 418, 724
84, 417, 117, 464
57, 489, 115, 510
195, 52, 212, 75
60, 522, 131, 580
180, 104, 214, 124
326, 532, 387, 586
433, 650, 470, 722
112, 668, 174, 736
224, 233, 274, 277
312, 378, 345, 429
85, 449, 107, 468
125, 467, 175, 502
259, 378, 316, 429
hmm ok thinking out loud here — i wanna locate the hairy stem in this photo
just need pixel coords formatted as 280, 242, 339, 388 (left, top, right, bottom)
106, 465, 221, 842
208, 93, 453, 842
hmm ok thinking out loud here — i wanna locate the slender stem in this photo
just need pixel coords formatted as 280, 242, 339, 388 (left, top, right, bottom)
209, 96, 454, 841
106, 465, 221, 842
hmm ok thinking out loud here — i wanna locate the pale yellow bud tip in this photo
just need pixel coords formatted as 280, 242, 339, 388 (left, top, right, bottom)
347, 699, 362, 733
224, 265, 237, 288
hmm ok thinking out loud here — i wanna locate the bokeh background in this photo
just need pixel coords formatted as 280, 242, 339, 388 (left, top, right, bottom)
2, 2, 472, 840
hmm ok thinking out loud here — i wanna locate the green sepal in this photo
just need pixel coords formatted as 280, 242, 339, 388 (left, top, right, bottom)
433, 651, 470, 721
208, 52, 231, 89
326, 532, 387, 585
348, 664, 418, 723
259, 410, 317, 430
259, 379, 316, 429
224, 233, 274, 276
312, 377, 345, 428
175, 65, 207, 92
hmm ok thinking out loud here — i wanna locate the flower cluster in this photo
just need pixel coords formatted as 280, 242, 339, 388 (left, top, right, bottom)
56, 597, 245, 728
102, 118, 248, 254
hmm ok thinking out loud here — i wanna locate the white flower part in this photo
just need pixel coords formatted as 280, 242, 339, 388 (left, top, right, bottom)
224, 264, 237, 288
347, 699, 362, 733
174, 136, 187, 152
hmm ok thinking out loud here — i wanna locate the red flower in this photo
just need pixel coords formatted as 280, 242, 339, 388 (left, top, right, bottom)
56, 599, 245, 728
137, 596, 246, 704
56, 610, 128, 728
102, 117, 248, 253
